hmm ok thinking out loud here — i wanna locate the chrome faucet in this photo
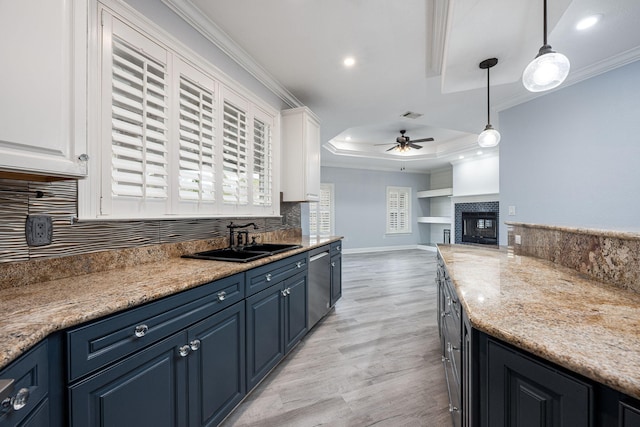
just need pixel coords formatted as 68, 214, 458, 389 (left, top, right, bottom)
227, 222, 258, 249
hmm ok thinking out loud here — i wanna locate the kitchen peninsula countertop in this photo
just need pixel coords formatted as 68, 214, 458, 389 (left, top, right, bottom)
0, 236, 342, 370
437, 244, 640, 400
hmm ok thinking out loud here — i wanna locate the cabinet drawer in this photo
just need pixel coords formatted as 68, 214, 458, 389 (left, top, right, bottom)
330, 241, 342, 256
0, 341, 48, 427
67, 273, 244, 382
245, 253, 307, 296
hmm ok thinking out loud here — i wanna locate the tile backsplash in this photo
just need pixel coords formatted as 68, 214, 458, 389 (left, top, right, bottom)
507, 222, 640, 294
0, 179, 301, 263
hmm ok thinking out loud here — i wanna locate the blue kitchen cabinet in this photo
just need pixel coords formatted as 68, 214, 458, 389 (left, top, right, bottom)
0, 341, 50, 427
69, 331, 189, 427
187, 302, 245, 427
329, 241, 342, 307
246, 267, 308, 390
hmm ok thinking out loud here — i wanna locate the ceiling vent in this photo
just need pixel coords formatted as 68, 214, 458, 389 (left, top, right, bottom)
401, 111, 423, 119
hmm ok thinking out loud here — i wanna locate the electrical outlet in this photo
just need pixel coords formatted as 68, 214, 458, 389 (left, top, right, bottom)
508, 205, 516, 216
25, 215, 53, 246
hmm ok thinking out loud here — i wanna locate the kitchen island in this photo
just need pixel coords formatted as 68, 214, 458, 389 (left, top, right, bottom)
437, 243, 640, 426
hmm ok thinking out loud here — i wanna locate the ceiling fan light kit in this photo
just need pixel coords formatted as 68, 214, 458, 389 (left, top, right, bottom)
478, 58, 501, 148
378, 130, 435, 153
523, 0, 570, 92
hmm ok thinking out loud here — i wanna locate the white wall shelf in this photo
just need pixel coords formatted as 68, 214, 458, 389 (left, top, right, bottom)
417, 188, 453, 198
418, 216, 452, 224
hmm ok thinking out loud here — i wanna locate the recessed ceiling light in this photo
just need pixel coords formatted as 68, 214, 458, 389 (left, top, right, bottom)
459, 155, 464, 160
343, 57, 356, 67
477, 150, 483, 155
576, 14, 602, 31
345, 136, 352, 141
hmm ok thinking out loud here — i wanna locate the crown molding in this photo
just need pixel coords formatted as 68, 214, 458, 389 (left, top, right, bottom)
161, 0, 303, 108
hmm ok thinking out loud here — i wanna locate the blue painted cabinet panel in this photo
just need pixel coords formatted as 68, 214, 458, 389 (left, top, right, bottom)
245, 283, 285, 390
187, 302, 245, 427
69, 332, 188, 427
284, 271, 308, 353
330, 253, 342, 307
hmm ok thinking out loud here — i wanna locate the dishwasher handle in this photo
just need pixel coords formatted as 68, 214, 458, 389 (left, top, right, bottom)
309, 251, 330, 262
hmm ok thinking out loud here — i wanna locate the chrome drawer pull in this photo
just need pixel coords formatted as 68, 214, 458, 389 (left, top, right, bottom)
331, 262, 335, 267
281, 289, 288, 297
1, 387, 30, 412
178, 345, 191, 357
296, 261, 302, 268
286, 287, 291, 295
337, 246, 341, 251
217, 291, 226, 301
134, 324, 149, 338
266, 273, 272, 282
189, 339, 201, 351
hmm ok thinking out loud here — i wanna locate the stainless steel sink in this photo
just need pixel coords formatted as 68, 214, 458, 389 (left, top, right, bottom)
182, 243, 301, 263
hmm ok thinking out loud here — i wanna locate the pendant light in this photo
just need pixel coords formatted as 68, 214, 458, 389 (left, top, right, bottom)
522, 0, 570, 92
478, 58, 500, 148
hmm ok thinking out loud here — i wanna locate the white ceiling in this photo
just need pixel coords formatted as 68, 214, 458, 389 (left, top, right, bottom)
164, 0, 640, 173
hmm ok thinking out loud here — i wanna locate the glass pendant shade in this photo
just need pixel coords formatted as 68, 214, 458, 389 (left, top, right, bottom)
522, 47, 570, 92
478, 125, 501, 148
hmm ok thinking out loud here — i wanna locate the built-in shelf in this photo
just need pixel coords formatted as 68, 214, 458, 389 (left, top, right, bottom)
417, 188, 453, 198
418, 216, 452, 224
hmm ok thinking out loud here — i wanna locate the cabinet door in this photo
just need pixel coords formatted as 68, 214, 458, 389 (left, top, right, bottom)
187, 303, 246, 427
281, 107, 320, 202
0, 0, 87, 178
245, 284, 285, 390
483, 336, 593, 427
69, 332, 188, 427
284, 271, 308, 353
330, 254, 342, 306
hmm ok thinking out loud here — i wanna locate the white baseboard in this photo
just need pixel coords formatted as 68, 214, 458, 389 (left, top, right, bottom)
342, 244, 437, 254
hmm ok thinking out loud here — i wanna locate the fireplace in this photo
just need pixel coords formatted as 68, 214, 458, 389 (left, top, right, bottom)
461, 212, 497, 244
454, 201, 499, 245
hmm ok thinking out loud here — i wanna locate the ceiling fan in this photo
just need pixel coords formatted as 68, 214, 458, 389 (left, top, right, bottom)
376, 130, 434, 152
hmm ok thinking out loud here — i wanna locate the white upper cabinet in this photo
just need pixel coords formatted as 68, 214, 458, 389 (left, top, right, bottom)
0, 0, 88, 179
281, 107, 320, 202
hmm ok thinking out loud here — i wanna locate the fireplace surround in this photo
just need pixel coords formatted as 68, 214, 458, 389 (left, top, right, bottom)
454, 201, 499, 245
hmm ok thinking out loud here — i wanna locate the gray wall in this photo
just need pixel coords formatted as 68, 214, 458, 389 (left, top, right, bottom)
320, 166, 430, 250
499, 59, 640, 245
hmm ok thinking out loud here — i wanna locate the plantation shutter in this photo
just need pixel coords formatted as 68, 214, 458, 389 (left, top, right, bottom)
110, 35, 168, 200
387, 186, 411, 233
177, 72, 215, 202
222, 100, 248, 205
318, 185, 332, 236
252, 116, 272, 207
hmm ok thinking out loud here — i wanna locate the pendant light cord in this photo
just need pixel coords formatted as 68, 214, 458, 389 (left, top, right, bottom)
486, 65, 491, 126
543, 0, 548, 46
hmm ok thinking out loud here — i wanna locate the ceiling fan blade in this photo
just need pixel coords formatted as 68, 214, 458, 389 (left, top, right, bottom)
410, 137, 434, 143
386, 146, 397, 152
408, 143, 423, 149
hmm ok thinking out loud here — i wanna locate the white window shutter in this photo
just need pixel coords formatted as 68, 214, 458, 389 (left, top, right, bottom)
110, 36, 168, 200
222, 99, 248, 206
386, 186, 411, 234
177, 67, 216, 204
252, 115, 272, 207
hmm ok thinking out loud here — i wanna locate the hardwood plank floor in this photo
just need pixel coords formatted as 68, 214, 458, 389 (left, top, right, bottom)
221, 249, 452, 427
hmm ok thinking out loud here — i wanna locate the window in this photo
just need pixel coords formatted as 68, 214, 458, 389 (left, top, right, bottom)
87, 10, 279, 219
386, 186, 411, 234
309, 184, 334, 236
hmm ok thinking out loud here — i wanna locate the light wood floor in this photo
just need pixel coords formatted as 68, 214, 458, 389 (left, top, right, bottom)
221, 249, 452, 427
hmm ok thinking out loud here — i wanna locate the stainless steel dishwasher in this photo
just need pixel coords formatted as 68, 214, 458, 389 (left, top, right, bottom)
308, 245, 331, 329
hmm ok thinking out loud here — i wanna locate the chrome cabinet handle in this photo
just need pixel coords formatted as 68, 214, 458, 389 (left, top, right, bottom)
331, 262, 335, 267
178, 345, 191, 357
337, 246, 341, 251
1, 388, 30, 412
286, 287, 291, 295
296, 261, 302, 268
217, 291, 226, 301
281, 289, 288, 297
134, 324, 149, 338
266, 273, 272, 282
190, 339, 201, 351
449, 404, 459, 413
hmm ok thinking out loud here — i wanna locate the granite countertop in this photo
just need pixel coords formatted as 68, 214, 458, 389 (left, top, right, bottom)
437, 244, 640, 400
0, 236, 342, 370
